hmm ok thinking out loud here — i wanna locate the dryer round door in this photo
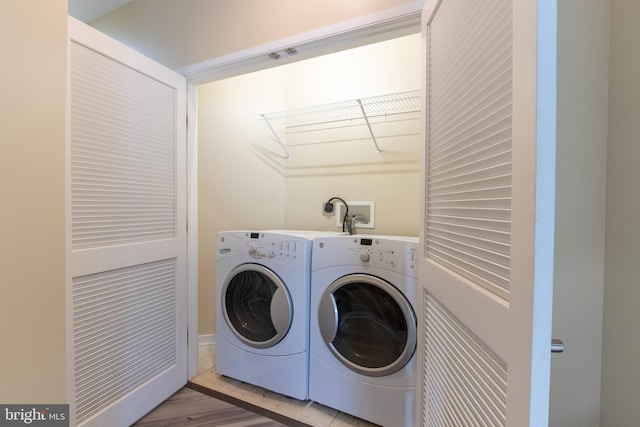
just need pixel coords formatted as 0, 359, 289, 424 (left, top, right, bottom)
318, 273, 416, 377
222, 263, 293, 349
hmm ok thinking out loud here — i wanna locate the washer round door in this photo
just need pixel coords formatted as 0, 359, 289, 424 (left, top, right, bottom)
318, 273, 417, 377
222, 263, 293, 349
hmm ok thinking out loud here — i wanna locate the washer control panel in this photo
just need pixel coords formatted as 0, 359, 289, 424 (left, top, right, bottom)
217, 231, 309, 264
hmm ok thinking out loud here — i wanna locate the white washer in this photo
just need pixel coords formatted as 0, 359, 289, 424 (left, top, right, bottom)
216, 230, 340, 400
309, 235, 418, 427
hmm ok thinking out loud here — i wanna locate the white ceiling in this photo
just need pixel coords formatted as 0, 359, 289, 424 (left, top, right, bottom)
68, 0, 135, 22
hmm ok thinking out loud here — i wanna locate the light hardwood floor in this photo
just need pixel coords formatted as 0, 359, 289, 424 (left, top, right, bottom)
133, 345, 377, 427
133, 386, 294, 427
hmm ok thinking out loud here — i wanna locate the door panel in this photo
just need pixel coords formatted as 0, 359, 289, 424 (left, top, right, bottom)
68, 17, 187, 426
418, 0, 556, 425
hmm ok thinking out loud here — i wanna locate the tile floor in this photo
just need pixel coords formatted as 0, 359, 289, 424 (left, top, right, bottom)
191, 344, 379, 427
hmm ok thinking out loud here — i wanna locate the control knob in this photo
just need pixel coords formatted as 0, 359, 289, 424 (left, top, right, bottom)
248, 244, 258, 255
359, 252, 370, 262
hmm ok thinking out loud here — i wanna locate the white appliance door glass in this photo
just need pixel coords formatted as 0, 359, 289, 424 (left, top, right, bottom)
68, 17, 187, 427
223, 264, 293, 348
319, 274, 416, 377
418, 0, 556, 426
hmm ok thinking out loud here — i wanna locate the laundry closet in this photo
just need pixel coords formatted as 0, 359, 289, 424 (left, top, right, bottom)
54, 0, 618, 424
197, 33, 422, 337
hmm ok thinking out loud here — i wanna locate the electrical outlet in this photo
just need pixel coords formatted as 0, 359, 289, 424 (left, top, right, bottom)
322, 202, 335, 216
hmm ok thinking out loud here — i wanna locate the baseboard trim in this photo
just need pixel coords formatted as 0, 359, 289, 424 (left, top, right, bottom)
198, 334, 216, 346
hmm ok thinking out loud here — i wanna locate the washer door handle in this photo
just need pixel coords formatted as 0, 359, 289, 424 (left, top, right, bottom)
318, 292, 339, 344
270, 287, 293, 336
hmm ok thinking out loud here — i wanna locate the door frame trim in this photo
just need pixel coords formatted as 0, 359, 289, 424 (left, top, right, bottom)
178, 1, 423, 85
187, 82, 199, 378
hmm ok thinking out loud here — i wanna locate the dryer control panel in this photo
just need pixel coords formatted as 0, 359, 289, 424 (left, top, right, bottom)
313, 235, 418, 276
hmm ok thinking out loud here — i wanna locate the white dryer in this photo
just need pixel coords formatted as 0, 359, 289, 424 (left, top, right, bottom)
216, 230, 338, 400
309, 235, 418, 427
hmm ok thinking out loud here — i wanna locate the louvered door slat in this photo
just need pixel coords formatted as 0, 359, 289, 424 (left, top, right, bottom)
424, 295, 507, 426
426, 0, 513, 302
72, 259, 177, 423
70, 41, 177, 251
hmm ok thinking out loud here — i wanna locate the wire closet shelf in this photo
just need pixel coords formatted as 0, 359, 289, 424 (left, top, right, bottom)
258, 90, 421, 157
260, 90, 421, 128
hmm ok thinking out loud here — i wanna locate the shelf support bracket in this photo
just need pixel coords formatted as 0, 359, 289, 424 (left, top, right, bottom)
260, 114, 291, 159
356, 99, 381, 154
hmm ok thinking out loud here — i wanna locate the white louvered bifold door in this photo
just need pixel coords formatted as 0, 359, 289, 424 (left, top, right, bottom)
418, 0, 557, 426
67, 17, 187, 427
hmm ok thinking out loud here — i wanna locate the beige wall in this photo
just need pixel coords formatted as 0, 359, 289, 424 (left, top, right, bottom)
197, 34, 421, 335
0, 2, 67, 402
549, 1, 610, 425
91, 0, 418, 70
600, 0, 640, 424
197, 66, 287, 337
283, 34, 421, 235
